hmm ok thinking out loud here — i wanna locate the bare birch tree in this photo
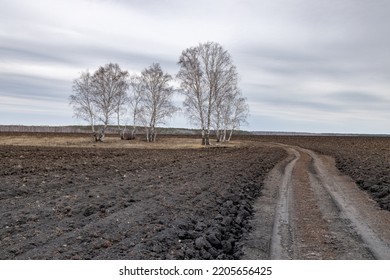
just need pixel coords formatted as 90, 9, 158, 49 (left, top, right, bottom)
127, 75, 144, 139
177, 46, 207, 143
70, 63, 129, 142
69, 71, 96, 133
220, 89, 249, 142
177, 42, 239, 145
138, 63, 177, 142
212, 76, 238, 142
227, 95, 249, 141
90, 63, 129, 141
115, 88, 129, 139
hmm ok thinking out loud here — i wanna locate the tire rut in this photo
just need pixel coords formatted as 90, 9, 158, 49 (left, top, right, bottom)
242, 143, 390, 259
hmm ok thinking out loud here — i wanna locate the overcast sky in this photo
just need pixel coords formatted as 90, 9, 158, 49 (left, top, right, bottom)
1, 0, 389, 133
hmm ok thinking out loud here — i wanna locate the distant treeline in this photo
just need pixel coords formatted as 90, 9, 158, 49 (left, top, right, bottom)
0, 125, 253, 136
0, 125, 91, 133
0, 125, 200, 135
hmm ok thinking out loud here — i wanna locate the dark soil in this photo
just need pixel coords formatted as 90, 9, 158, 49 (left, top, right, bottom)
306, 137, 390, 211
0, 144, 286, 260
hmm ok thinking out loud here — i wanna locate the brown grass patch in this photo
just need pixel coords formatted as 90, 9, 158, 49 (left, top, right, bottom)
0, 134, 244, 149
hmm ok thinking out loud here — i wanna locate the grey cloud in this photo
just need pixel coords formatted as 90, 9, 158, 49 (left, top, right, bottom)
330, 91, 386, 103
327, 91, 389, 111
0, 73, 71, 101
237, 44, 389, 83
251, 91, 342, 112
236, 47, 336, 80
246, 82, 341, 112
1, 37, 178, 73
0, 45, 72, 65
71, 46, 177, 71
28, 46, 166, 67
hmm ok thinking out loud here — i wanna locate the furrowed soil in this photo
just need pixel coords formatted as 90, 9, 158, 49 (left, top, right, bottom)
0, 137, 285, 260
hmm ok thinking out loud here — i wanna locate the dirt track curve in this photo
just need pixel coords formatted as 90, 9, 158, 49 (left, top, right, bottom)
242, 144, 390, 260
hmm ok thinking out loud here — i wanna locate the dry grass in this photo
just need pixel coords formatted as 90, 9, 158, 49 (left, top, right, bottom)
0, 135, 244, 149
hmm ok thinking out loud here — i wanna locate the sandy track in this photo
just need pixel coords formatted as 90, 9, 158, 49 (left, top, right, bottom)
243, 144, 390, 259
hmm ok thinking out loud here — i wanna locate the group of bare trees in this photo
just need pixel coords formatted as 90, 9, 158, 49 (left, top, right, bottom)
177, 42, 248, 145
69, 63, 128, 141
69, 42, 248, 144
70, 63, 177, 142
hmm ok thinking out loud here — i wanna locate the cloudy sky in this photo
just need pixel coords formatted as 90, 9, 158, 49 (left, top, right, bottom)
1, 0, 389, 133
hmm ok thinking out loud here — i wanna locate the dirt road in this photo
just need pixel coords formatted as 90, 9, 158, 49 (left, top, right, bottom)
242, 144, 390, 260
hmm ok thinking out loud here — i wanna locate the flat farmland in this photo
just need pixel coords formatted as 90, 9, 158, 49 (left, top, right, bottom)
0, 133, 389, 259
0, 134, 285, 259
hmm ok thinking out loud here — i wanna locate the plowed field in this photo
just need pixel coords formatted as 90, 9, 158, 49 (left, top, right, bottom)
0, 138, 285, 259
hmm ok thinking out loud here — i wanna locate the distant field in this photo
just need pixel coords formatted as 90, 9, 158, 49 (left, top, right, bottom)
0, 132, 243, 149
